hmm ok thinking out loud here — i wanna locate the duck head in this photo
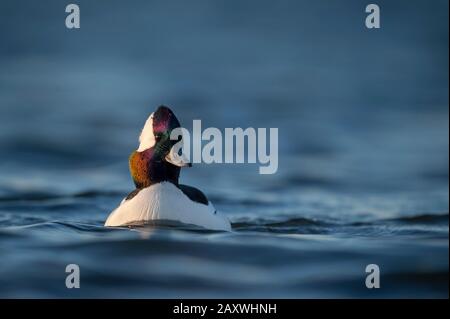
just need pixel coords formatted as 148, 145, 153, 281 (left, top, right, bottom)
130, 105, 190, 188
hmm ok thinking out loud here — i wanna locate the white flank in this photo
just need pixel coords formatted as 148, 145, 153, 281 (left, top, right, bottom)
105, 182, 232, 231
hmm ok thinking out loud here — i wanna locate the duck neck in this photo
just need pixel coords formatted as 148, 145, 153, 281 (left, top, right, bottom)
129, 150, 180, 189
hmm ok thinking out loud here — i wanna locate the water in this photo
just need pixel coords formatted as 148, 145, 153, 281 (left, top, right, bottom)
0, 0, 448, 298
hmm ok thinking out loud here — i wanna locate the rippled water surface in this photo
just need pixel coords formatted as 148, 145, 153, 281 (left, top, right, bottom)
0, 0, 448, 298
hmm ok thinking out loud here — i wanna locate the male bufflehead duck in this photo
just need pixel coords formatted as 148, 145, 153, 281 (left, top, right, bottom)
105, 106, 231, 231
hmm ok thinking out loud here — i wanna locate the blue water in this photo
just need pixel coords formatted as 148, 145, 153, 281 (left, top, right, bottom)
0, 0, 448, 298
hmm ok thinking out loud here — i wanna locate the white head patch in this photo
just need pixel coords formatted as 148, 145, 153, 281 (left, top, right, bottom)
137, 112, 155, 152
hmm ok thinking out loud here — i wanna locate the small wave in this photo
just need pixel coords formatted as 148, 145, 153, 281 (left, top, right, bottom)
233, 217, 329, 228
231, 213, 449, 236
0, 191, 64, 202
349, 213, 449, 227
386, 213, 449, 224
0, 189, 123, 203
232, 217, 333, 234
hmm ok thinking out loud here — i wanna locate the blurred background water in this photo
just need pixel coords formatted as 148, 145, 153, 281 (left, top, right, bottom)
0, 0, 448, 298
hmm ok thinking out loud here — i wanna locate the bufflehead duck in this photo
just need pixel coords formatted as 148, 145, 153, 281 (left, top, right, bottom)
105, 106, 231, 231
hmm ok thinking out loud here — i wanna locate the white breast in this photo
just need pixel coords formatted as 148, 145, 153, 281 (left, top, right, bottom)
105, 182, 231, 231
